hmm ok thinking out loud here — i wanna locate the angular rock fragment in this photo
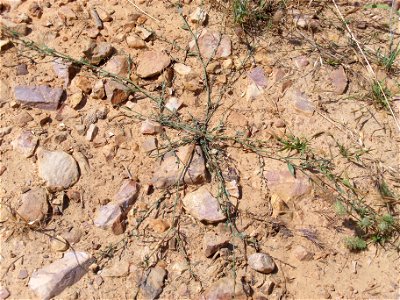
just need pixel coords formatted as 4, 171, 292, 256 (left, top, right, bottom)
248, 66, 268, 87
190, 30, 231, 59
182, 186, 226, 224
11, 130, 38, 157
28, 251, 92, 300
140, 119, 162, 135
173, 63, 192, 76
151, 145, 207, 189
114, 179, 139, 209
53, 58, 78, 87
203, 232, 230, 257
104, 55, 129, 77
142, 137, 158, 153
139, 266, 167, 300
330, 66, 348, 95
165, 97, 183, 112
291, 89, 314, 116
248, 253, 276, 274
126, 35, 146, 49
265, 169, 312, 202
0, 286, 10, 300
83, 42, 114, 65
189, 7, 207, 24
136, 51, 171, 78
92, 79, 105, 99
201, 277, 244, 300
86, 124, 98, 141
17, 188, 49, 225
14, 85, 64, 110
37, 149, 79, 189
292, 245, 314, 261
94, 203, 123, 230
104, 80, 130, 105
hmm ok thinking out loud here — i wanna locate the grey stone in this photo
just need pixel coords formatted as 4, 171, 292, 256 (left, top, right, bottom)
14, 85, 64, 110
248, 253, 275, 274
203, 232, 230, 257
139, 266, 167, 300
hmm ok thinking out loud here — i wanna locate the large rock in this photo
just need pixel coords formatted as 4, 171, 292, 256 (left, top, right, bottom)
11, 131, 38, 158
265, 169, 312, 202
37, 149, 79, 189
14, 85, 64, 110
136, 51, 171, 78
190, 30, 231, 59
104, 55, 129, 77
200, 277, 245, 300
28, 251, 92, 300
17, 188, 49, 225
139, 266, 167, 300
151, 145, 207, 189
182, 186, 226, 224
248, 253, 276, 274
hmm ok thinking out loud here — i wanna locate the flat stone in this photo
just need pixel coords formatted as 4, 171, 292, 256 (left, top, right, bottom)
140, 119, 162, 135
85, 124, 98, 141
50, 235, 69, 252
248, 253, 275, 274
17, 188, 49, 225
37, 149, 79, 189
190, 30, 231, 60
16, 63, 28, 76
18, 269, 29, 279
165, 97, 183, 112
94, 203, 123, 230
114, 179, 140, 209
104, 55, 129, 77
291, 90, 314, 116
151, 145, 207, 189
28, 251, 92, 300
15, 111, 33, 127
265, 169, 312, 202
53, 58, 77, 87
11, 130, 38, 157
200, 277, 244, 300
83, 42, 114, 65
139, 266, 167, 300
0, 286, 10, 299
246, 82, 263, 101
142, 137, 158, 153
148, 219, 170, 233
104, 80, 130, 105
74, 76, 92, 94
101, 260, 130, 277
135, 26, 153, 41
182, 186, 226, 224
68, 92, 83, 109
292, 245, 314, 261
136, 51, 171, 78
173, 63, 192, 76
203, 232, 230, 257
330, 66, 348, 95
14, 85, 64, 110
248, 66, 268, 87
189, 7, 207, 24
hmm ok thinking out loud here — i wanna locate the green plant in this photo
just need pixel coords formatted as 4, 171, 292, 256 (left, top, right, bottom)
278, 135, 309, 155
370, 80, 392, 110
377, 47, 400, 72
345, 236, 367, 250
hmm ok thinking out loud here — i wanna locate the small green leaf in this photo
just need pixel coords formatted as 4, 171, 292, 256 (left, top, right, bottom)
287, 162, 295, 177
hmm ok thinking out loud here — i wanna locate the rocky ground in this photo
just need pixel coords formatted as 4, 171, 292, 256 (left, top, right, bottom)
0, 0, 400, 299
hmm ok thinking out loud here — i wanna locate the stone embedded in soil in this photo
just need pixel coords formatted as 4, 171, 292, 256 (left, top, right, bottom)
0, 126, 12, 138
293, 56, 309, 69
182, 186, 226, 224
140, 119, 162, 135
11, 130, 38, 158
94, 203, 123, 231
18, 269, 29, 279
126, 35, 146, 49
28, 251, 92, 300
50, 235, 69, 252
248, 66, 268, 87
135, 26, 153, 41
189, 7, 207, 24
17, 188, 49, 225
136, 50, 171, 78
292, 245, 314, 261
151, 145, 207, 189
248, 253, 276, 274
114, 179, 140, 209
148, 218, 170, 233
190, 30, 231, 59
291, 90, 315, 116
86, 124, 98, 141
330, 66, 348, 95
200, 277, 244, 300
101, 260, 130, 277
0, 286, 10, 299
104, 80, 130, 105
104, 55, 129, 77
83, 42, 114, 65
14, 85, 64, 110
16, 111, 33, 127
53, 58, 77, 87
74, 76, 92, 94
203, 232, 230, 257
16, 63, 28, 76
246, 82, 263, 101
69, 92, 83, 109
173, 63, 192, 76
265, 169, 312, 202
139, 266, 167, 300
165, 97, 183, 112
92, 79, 106, 99
142, 137, 158, 153
37, 149, 79, 189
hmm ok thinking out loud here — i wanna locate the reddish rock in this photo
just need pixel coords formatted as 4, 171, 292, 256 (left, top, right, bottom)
330, 66, 348, 95
136, 51, 171, 78
11, 130, 38, 157
114, 179, 140, 209
104, 55, 129, 77
182, 186, 226, 224
203, 232, 230, 257
190, 30, 231, 59
17, 188, 49, 225
83, 42, 114, 65
104, 80, 130, 104
14, 85, 64, 110
201, 277, 245, 300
